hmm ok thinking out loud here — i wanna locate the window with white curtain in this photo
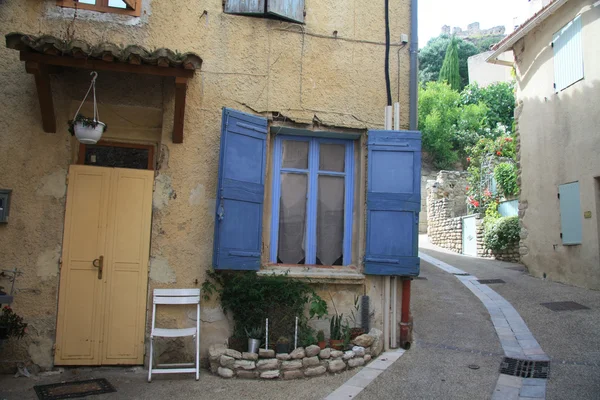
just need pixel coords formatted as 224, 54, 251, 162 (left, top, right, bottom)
270, 136, 354, 266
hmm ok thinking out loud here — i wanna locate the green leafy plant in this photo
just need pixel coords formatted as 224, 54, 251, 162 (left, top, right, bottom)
276, 336, 290, 344
202, 270, 327, 341
419, 34, 479, 89
67, 114, 107, 136
484, 216, 520, 252
245, 326, 263, 339
0, 306, 27, 340
494, 162, 519, 197
439, 37, 461, 91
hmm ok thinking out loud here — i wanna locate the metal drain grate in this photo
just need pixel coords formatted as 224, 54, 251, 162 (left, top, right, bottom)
500, 357, 550, 379
453, 273, 471, 276
414, 276, 428, 280
477, 279, 505, 284
540, 301, 590, 311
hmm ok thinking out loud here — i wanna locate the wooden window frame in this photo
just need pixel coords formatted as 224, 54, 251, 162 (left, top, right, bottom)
269, 135, 355, 266
77, 141, 155, 170
57, 0, 142, 17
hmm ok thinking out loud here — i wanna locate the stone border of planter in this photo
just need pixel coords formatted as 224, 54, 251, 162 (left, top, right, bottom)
208, 329, 383, 380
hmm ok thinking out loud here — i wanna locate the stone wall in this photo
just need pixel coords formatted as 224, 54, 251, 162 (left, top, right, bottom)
426, 171, 519, 262
208, 330, 382, 380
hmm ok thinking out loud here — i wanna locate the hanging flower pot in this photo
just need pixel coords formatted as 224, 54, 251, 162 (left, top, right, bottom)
68, 71, 107, 144
69, 115, 107, 144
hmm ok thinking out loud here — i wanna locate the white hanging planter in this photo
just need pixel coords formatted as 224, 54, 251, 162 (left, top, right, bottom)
69, 71, 106, 144
74, 121, 106, 144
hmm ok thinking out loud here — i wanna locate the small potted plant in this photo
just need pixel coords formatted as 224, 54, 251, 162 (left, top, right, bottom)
275, 336, 290, 354
245, 327, 263, 354
348, 295, 365, 340
329, 314, 344, 350
68, 114, 107, 145
317, 330, 326, 349
0, 306, 27, 347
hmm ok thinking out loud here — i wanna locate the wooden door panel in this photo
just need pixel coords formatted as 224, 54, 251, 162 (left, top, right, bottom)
55, 166, 111, 365
102, 169, 153, 364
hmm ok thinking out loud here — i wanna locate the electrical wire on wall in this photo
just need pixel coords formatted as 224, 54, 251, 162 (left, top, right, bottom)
384, 0, 392, 106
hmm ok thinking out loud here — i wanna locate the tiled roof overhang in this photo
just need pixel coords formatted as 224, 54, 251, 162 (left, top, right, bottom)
5, 33, 203, 143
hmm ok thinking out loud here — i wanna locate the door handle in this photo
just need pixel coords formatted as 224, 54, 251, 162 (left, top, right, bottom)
92, 256, 104, 280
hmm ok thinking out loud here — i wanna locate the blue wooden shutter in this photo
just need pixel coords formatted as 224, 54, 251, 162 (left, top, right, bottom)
213, 108, 268, 270
559, 182, 582, 245
224, 0, 266, 15
553, 15, 583, 92
267, 0, 304, 23
364, 130, 421, 276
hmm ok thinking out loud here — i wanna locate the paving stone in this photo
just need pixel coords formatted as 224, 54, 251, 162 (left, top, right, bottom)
302, 356, 320, 367
519, 384, 545, 398
282, 370, 304, 380
328, 359, 347, 373
256, 359, 280, 370
492, 384, 520, 400
304, 365, 326, 377
281, 360, 303, 370
258, 349, 275, 358
217, 367, 233, 378
260, 370, 280, 379
305, 345, 321, 357
497, 374, 523, 388
319, 348, 331, 359
522, 378, 547, 387
242, 352, 258, 361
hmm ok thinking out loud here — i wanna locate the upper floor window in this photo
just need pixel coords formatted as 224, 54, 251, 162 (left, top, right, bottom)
270, 136, 354, 266
57, 0, 142, 17
553, 15, 584, 92
224, 0, 304, 24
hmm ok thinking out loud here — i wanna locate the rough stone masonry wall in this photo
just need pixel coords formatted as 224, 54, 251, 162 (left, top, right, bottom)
426, 171, 519, 262
208, 330, 382, 380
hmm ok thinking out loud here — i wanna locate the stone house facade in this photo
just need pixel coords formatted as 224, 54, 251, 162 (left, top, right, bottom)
0, 0, 419, 371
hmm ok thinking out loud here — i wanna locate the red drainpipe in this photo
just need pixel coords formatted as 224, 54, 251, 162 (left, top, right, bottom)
399, 278, 413, 349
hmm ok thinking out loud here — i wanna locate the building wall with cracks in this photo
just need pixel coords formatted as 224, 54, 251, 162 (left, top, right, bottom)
0, 0, 412, 370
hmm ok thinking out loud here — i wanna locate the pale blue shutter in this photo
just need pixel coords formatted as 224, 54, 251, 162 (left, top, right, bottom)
213, 108, 268, 270
224, 0, 266, 15
364, 131, 421, 276
553, 15, 584, 92
559, 182, 582, 245
267, 0, 304, 23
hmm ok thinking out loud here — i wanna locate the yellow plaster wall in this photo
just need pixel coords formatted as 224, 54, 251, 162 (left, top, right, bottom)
0, 0, 412, 369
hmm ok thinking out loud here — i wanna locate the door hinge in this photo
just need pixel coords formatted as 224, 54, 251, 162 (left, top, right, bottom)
553, 83, 556, 89
557, 193, 560, 199
65, 175, 69, 185
560, 232, 563, 239
51, 343, 57, 356
58, 257, 63, 269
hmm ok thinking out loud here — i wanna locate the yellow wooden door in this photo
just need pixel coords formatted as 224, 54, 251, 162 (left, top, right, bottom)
55, 166, 153, 365
101, 168, 153, 364
55, 166, 111, 365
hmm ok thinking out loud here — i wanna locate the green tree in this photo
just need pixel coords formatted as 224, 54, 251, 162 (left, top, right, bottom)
467, 35, 505, 53
419, 34, 479, 90
461, 82, 515, 131
418, 81, 461, 168
439, 37, 461, 91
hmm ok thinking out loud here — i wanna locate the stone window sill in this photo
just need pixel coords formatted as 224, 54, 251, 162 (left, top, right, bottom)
258, 265, 365, 285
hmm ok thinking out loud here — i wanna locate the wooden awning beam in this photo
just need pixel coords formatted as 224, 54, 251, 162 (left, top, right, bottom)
20, 51, 195, 143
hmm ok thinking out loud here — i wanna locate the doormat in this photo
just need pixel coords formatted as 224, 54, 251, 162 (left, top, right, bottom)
34, 378, 116, 400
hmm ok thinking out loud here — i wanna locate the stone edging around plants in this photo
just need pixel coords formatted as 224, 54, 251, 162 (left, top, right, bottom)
208, 329, 383, 380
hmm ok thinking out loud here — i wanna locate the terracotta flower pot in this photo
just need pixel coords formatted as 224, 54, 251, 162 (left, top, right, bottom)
318, 341, 327, 350
329, 339, 344, 350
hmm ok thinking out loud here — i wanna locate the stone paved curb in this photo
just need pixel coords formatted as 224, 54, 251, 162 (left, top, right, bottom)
419, 252, 549, 400
324, 348, 406, 400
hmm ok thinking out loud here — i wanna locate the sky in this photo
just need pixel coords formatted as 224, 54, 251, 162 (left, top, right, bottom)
418, 0, 530, 47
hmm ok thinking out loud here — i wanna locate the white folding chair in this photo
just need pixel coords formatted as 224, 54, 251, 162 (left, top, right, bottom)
148, 288, 200, 382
